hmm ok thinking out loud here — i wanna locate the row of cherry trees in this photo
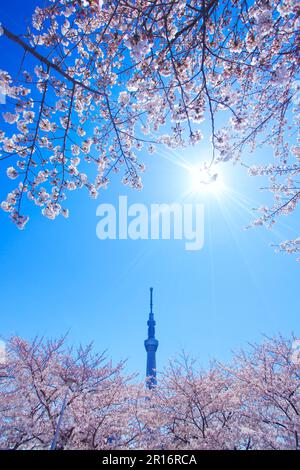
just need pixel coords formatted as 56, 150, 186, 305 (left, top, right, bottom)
0, 334, 299, 449
0, 0, 299, 255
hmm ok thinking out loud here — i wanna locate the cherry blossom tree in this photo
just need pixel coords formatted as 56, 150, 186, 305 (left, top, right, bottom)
144, 356, 240, 450
223, 335, 300, 450
0, 335, 139, 449
0, 0, 299, 252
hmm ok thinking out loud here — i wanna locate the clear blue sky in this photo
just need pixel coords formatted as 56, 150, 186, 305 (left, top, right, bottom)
0, 0, 299, 380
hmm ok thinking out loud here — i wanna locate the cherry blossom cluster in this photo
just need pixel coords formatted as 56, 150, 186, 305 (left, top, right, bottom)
0, 0, 299, 245
274, 237, 300, 260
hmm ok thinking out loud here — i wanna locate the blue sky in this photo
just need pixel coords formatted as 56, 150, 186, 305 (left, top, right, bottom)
0, 0, 299, 380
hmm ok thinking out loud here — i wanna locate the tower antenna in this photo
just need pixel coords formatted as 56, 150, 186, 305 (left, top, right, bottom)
150, 287, 153, 313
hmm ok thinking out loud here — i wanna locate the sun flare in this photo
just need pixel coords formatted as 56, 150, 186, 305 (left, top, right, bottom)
189, 166, 225, 194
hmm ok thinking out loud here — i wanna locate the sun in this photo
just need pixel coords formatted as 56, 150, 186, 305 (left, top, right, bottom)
189, 165, 225, 194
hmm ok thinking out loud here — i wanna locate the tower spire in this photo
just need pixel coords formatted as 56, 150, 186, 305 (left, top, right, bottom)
144, 287, 159, 389
150, 286, 153, 314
